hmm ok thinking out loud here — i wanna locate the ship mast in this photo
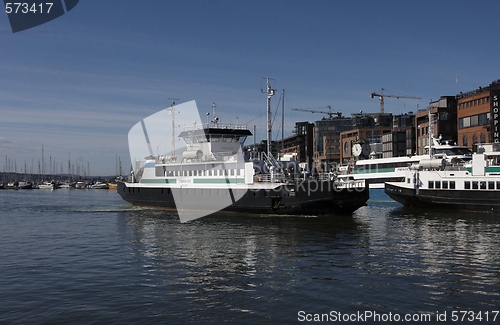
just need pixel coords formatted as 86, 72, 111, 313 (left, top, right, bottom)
262, 78, 276, 156
168, 98, 179, 158
428, 110, 433, 159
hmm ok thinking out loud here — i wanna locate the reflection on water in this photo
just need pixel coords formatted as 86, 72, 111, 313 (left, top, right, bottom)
354, 196, 500, 312
117, 210, 368, 321
117, 198, 500, 322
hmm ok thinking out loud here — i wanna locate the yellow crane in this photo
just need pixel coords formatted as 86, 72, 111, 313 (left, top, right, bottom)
291, 106, 342, 118
370, 88, 421, 114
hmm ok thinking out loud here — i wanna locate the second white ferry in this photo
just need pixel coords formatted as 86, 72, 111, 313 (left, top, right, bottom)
349, 137, 472, 189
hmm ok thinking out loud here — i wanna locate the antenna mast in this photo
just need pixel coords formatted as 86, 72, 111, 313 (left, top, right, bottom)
281, 89, 285, 155
212, 102, 218, 127
168, 98, 179, 157
261, 78, 276, 156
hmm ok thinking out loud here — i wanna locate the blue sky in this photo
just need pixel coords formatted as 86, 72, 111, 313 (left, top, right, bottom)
1, 0, 500, 176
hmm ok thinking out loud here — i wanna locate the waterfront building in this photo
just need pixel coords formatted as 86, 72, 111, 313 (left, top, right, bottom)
340, 113, 414, 163
312, 115, 354, 170
275, 121, 314, 168
415, 96, 458, 155
456, 79, 500, 150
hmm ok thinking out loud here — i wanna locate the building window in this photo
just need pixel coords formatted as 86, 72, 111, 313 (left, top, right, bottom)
463, 117, 470, 128
478, 113, 489, 125
439, 112, 449, 120
463, 135, 468, 147
480, 133, 486, 143
471, 115, 479, 126
473, 134, 478, 145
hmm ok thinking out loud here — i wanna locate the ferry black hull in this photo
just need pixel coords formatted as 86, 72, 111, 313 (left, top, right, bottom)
118, 180, 369, 216
385, 183, 500, 213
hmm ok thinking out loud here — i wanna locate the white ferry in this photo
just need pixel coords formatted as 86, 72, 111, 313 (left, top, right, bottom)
385, 152, 500, 212
117, 101, 369, 222
350, 137, 472, 189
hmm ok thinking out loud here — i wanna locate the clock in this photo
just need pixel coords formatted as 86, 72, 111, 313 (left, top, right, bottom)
352, 143, 362, 157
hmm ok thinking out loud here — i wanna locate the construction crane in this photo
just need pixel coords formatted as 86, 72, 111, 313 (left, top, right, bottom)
370, 88, 421, 114
291, 106, 342, 118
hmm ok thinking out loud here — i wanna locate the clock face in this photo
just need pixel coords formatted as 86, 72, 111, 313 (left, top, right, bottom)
362, 143, 371, 156
352, 143, 362, 156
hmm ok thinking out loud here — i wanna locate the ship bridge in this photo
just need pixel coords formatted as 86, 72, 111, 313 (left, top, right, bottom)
177, 124, 252, 162
178, 124, 252, 145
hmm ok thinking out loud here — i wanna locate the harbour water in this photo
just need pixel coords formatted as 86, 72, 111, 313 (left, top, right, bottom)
1, 189, 499, 324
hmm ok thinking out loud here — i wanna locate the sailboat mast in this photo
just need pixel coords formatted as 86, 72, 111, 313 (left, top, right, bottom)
41, 144, 44, 179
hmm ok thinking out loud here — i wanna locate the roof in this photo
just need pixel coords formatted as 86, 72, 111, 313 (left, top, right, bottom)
178, 127, 252, 138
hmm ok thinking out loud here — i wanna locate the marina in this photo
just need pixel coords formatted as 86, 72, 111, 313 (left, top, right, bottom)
0, 179, 119, 190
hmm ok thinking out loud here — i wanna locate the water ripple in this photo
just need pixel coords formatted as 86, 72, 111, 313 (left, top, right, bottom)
1, 189, 499, 324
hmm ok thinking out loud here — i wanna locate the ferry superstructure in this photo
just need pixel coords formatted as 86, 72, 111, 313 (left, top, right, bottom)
117, 99, 369, 222
350, 137, 472, 189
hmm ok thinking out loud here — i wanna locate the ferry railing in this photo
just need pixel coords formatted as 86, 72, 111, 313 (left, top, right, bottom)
157, 151, 241, 164
254, 173, 286, 183
262, 152, 278, 168
335, 178, 366, 189
262, 152, 286, 181
182, 122, 248, 132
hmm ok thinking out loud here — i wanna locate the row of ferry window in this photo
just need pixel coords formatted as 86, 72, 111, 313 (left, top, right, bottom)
127, 187, 289, 198
355, 162, 412, 170
164, 169, 242, 177
428, 180, 500, 190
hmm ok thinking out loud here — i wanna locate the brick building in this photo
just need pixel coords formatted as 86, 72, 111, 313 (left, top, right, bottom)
340, 113, 414, 163
457, 80, 500, 149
